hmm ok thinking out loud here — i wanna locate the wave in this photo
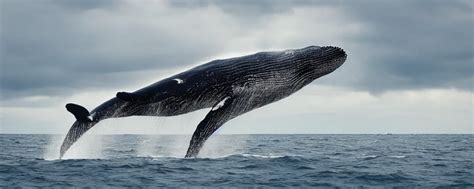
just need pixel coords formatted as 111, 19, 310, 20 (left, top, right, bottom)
241, 153, 285, 159
388, 155, 406, 159
358, 155, 379, 160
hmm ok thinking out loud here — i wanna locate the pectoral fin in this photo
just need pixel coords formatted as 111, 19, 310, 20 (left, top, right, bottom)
185, 96, 236, 158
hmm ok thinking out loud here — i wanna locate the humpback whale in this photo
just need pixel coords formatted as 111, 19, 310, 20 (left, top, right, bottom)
60, 46, 347, 158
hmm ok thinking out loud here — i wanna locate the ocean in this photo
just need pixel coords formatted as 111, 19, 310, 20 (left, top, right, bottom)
0, 134, 472, 188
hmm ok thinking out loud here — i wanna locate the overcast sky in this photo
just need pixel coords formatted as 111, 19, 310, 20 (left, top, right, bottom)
1, 0, 473, 134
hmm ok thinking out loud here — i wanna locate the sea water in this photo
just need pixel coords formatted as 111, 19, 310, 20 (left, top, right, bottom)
0, 134, 472, 188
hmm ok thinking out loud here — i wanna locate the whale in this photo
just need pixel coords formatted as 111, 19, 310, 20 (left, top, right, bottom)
60, 46, 347, 158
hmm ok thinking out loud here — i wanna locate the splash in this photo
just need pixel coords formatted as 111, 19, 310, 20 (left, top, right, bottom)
198, 134, 248, 158
43, 135, 63, 160
138, 135, 190, 158
137, 110, 201, 158
136, 117, 190, 158
43, 134, 104, 160
61, 134, 104, 159
135, 108, 250, 158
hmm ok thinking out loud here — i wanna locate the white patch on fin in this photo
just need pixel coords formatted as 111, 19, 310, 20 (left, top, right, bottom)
173, 78, 184, 84
88, 112, 96, 121
212, 97, 230, 111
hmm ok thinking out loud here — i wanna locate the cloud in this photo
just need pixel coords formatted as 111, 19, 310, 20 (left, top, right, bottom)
336, 1, 474, 92
0, 0, 472, 101
170, 0, 474, 92
0, 1, 227, 98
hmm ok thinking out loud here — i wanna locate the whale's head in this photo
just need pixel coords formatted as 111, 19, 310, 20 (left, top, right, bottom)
289, 46, 347, 79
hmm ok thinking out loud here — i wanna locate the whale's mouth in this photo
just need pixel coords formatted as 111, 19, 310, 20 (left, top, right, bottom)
298, 46, 347, 77
321, 46, 347, 62
318, 46, 347, 71
299, 45, 346, 62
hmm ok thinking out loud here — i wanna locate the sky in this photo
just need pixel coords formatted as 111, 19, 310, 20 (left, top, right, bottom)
0, 0, 473, 134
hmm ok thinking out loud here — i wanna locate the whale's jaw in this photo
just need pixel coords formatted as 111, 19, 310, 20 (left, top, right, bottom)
301, 46, 347, 78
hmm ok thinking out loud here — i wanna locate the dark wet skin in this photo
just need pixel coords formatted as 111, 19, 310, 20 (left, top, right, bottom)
60, 46, 347, 158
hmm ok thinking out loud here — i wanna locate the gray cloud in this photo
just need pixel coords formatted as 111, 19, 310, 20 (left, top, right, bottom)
52, 0, 118, 10
337, 1, 473, 92
168, 0, 294, 18
1, 0, 472, 102
1, 0, 228, 99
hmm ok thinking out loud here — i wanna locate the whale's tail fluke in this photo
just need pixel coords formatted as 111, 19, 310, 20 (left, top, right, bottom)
66, 103, 92, 122
61, 103, 95, 159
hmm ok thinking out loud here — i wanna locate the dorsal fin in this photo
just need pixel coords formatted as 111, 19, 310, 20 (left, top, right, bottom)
116, 92, 144, 102
65, 103, 92, 122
